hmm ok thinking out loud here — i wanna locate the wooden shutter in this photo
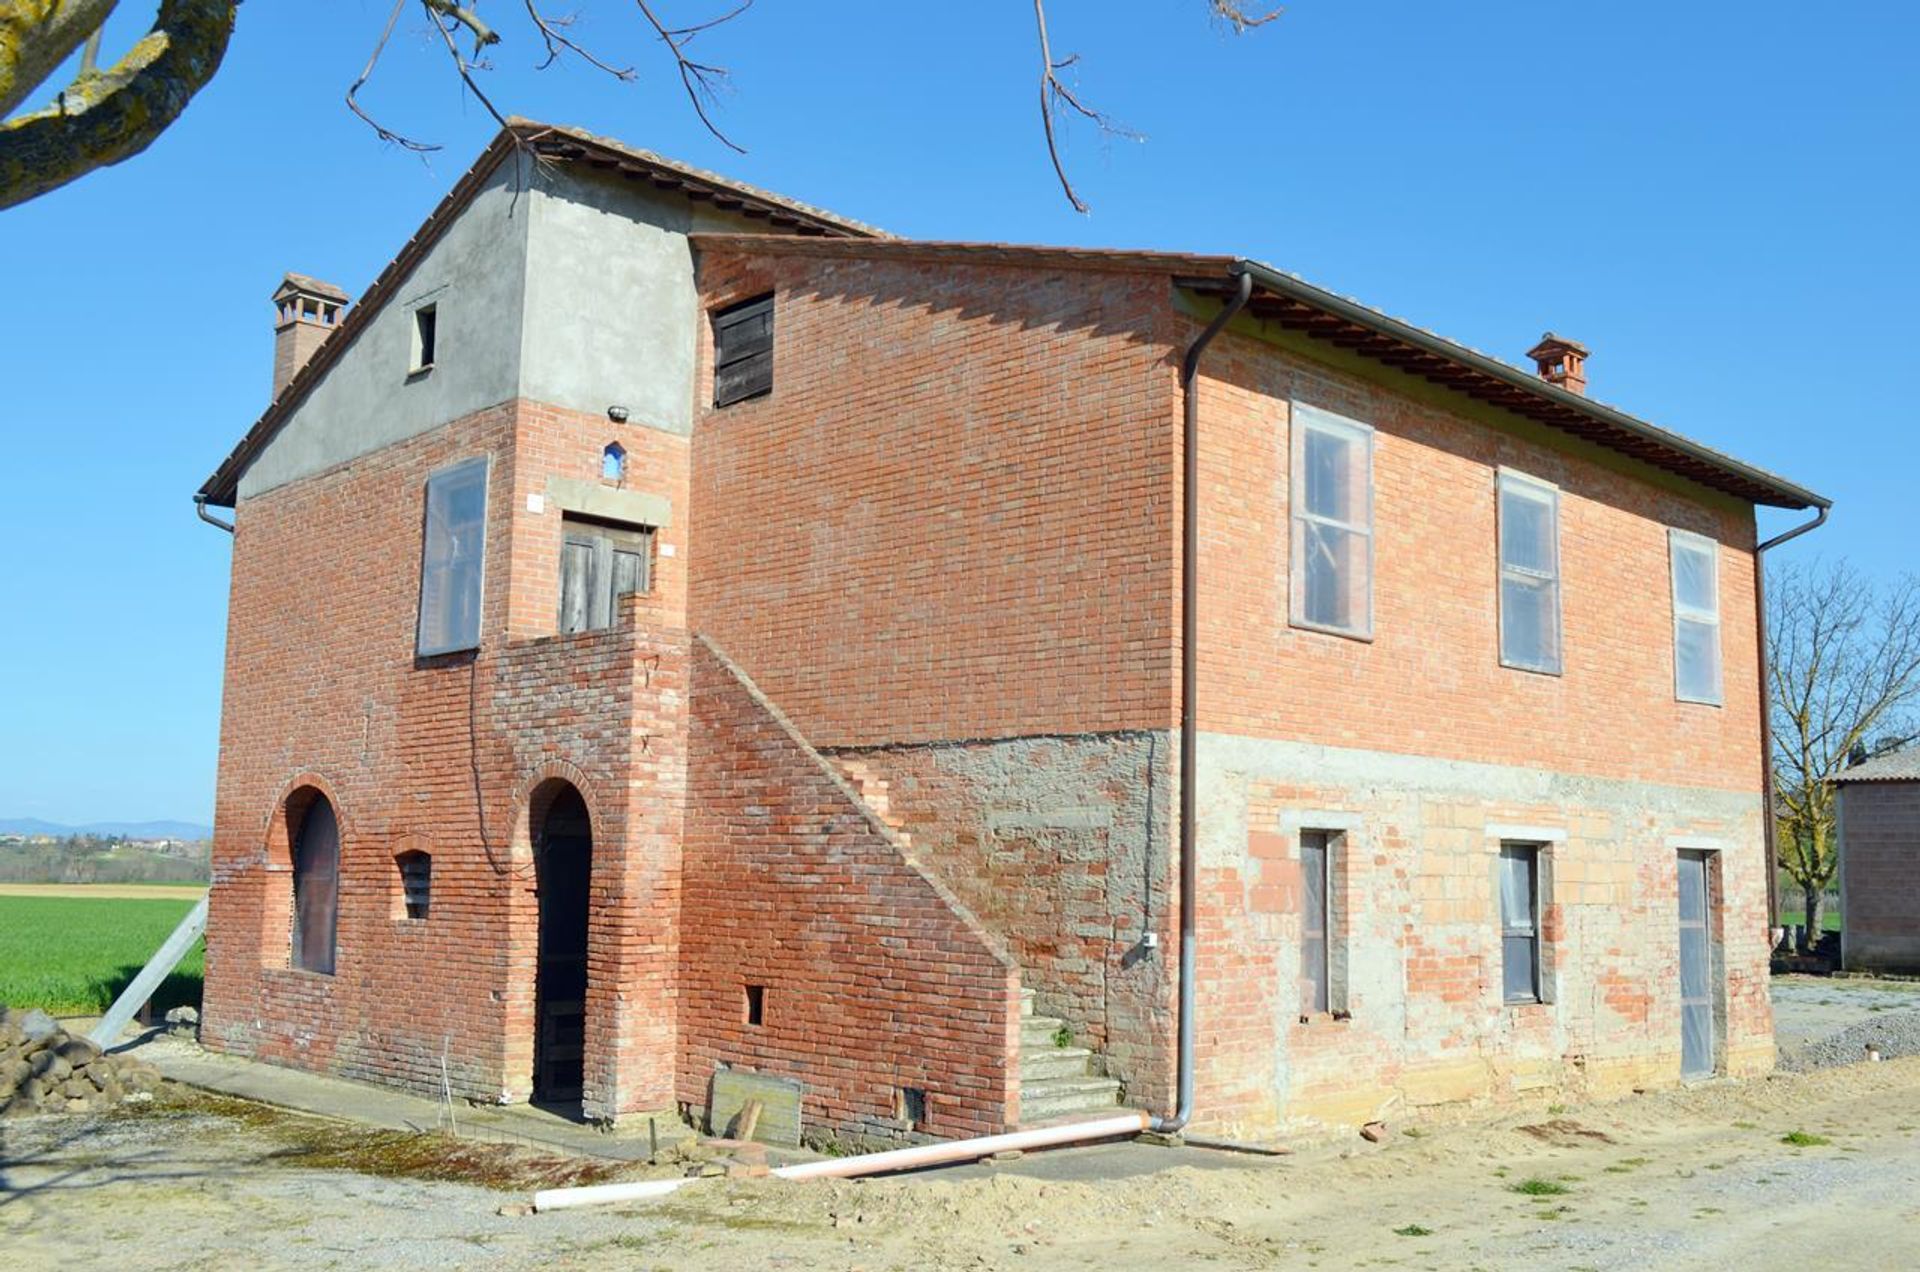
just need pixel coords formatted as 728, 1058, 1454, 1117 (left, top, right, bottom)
559, 517, 655, 633
713, 294, 773, 406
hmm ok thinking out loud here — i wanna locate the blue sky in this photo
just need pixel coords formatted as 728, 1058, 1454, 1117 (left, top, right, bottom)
1, 2, 1914, 825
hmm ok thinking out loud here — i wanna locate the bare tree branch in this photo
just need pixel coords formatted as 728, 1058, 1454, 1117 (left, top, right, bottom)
1209, 1, 1284, 34
634, 0, 751, 154
1, 0, 120, 120
422, 0, 502, 58
0, 0, 236, 210
524, 3, 636, 78
423, 0, 513, 133
348, 0, 443, 154
1769, 558, 1920, 938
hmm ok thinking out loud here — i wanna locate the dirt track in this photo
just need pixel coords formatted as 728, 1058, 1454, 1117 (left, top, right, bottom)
7, 1057, 1920, 1269
0, 883, 206, 900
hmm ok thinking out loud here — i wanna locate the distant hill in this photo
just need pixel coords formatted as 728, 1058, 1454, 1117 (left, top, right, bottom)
0, 817, 213, 840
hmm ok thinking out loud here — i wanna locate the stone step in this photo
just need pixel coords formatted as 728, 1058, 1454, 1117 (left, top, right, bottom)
1020, 1045, 1094, 1081
1020, 1015, 1069, 1050
1019, 1074, 1123, 1124
1019, 987, 1036, 1019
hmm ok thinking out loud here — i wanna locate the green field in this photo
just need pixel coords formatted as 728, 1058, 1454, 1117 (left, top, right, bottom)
0, 894, 204, 1015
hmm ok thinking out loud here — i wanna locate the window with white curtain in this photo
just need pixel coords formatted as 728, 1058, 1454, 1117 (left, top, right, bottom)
1498, 471, 1562, 674
1289, 403, 1374, 638
1669, 529, 1722, 704
416, 456, 489, 656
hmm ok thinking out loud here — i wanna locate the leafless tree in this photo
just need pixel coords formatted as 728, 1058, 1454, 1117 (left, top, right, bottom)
1769, 559, 1920, 943
3, 2, 1279, 212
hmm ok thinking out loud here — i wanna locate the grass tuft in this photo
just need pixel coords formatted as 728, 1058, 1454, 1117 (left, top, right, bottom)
1508, 1177, 1571, 1197
1780, 1130, 1831, 1147
1391, 1224, 1434, 1237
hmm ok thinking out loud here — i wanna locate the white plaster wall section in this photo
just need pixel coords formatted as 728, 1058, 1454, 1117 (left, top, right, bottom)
238, 162, 536, 499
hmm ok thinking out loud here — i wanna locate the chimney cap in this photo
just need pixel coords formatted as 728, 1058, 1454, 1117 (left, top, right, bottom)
1526, 331, 1589, 360
272, 272, 350, 304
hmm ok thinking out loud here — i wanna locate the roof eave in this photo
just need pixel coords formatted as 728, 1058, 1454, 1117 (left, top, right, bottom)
1223, 259, 1830, 512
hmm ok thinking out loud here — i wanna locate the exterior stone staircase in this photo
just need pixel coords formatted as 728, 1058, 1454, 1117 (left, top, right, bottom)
832, 756, 1123, 1126
1018, 987, 1122, 1125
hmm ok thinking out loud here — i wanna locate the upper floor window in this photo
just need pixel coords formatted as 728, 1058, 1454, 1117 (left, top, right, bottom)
601, 441, 626, 482
1669, 529, 1722, 705
411, 303, 438, 374
417, 456, 489, 656
1497, 471, 1562, 674
1289, 403, 1374, 639
712, 294, 773, 407
559, 515, 654, 633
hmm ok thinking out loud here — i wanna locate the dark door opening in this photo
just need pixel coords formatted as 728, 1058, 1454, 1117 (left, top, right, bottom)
534, 785, 592, 1109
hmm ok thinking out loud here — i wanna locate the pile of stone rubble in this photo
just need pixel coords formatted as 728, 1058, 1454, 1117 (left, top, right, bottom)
1, 1006, 163, 1116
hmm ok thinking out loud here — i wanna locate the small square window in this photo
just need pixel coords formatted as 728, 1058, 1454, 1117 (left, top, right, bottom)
895, 1085, 929, 1129
397, 851, 431, 920
744, 984, 765, 1027
411, 303, 438, 373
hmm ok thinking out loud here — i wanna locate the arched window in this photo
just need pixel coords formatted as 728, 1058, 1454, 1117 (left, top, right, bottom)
292, 794, 340, 974
602, 442, 626, 482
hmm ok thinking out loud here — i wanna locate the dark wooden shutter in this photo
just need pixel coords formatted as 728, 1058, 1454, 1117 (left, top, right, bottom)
713, 294, 773, 406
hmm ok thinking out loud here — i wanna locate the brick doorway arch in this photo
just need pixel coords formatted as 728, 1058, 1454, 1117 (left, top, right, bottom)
531, 779, 593, 1111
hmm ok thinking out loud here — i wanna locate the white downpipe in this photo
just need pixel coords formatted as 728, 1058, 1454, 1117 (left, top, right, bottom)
530, 1111, 1150, 1212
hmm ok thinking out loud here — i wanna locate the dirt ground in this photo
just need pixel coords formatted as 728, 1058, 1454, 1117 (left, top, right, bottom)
0, 883, 207, 900
6, 1055, 1920, 1271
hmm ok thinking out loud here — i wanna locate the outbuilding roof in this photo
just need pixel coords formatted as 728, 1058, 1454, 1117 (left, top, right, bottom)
1833, 747, 1920, 784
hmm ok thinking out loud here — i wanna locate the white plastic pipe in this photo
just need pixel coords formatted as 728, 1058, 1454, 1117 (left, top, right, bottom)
529, 1110, 1149, 1212
534, 1176, 697, 1211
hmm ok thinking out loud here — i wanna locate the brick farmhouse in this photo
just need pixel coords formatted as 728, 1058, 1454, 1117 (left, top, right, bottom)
194, 121, 1828, 1142
1836, 748, 1920, 974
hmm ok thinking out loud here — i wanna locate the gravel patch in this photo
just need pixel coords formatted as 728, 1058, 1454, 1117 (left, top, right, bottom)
1779, 1005, 1920, 1072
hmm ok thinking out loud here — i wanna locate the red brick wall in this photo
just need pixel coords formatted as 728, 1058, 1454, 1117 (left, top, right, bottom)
688, 250, 1181, 747
679, 639, 1020, 1141
1193, 328, 1764, 793
203, 401, 689, 1117
1841, 780, 1920, 972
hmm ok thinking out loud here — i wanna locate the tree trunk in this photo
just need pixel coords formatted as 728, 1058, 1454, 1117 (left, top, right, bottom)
1802, 881, 1825, 951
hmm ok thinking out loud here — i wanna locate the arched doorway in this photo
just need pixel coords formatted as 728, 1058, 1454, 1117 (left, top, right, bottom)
533, 784, 592, 1109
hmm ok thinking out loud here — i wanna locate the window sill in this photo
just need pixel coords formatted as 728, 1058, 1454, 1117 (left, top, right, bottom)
1289, 618, 1374, 644
267, 965, 337, 982
1505, 998, 1553, 1012
407, 364, 434, 381
1675, 695, 1724, 709
1500, 658, 1563, 678
1296, 1010, 1352, 1026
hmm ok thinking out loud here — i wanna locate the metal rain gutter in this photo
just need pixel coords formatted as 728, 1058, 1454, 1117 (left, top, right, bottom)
1753, 502, 1832, 944
1157, 264, 1254, 1136
194, 494, 234, 533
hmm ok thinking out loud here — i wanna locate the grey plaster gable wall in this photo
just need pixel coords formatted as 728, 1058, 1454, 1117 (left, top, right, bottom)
237, 164, 534, 499
517, 166, 792, 438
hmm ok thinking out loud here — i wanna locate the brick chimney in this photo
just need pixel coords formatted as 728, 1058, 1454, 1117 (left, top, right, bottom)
272, 273, 349, 398
1526, 332, 1589, 396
